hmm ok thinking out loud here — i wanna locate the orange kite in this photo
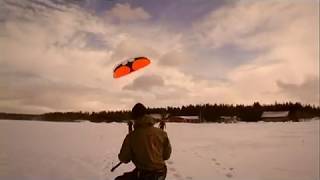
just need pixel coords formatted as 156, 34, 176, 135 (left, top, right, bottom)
113, 57, 151, 78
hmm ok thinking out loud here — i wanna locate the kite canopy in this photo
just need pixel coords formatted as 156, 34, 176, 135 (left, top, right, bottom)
113, 57, 151, 78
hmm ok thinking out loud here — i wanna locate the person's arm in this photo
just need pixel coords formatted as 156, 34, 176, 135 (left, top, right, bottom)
163, 133, 172, 160
118, 134, 132, 163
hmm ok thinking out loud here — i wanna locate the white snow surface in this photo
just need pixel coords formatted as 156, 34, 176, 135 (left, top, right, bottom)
0, 119, 319, 180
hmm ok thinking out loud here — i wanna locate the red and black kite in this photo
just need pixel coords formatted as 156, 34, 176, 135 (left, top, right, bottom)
113, 57, 151, 78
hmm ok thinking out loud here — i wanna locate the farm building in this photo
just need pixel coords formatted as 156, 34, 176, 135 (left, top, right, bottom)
149, 114, 162, 120
167, 116, 201, 123
261, 111, 290, 122
219, 116, 239, 123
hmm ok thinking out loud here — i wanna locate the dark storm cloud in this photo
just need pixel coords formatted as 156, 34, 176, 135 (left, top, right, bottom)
123, 75, 165, 91
277, 76, 319, 104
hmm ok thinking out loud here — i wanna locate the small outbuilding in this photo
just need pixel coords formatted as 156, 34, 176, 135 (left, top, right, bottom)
261, 111, 290, 122
149, 114, 163, 120
167, 116, 201, 123
219, 116, 239, 123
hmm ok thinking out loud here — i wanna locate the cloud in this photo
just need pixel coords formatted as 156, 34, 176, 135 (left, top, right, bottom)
109, 37, 159, 65
192, 0, 319, 104
0, 63, 123, 112
123, 74, 165, 91
27, 0, 66, 12
0, 0, 193, 113
158, 50, 192, 67
0, 0, 318, 113
105, 3, 151, 22
0, 1, 124, 113
277, 76, 319, 105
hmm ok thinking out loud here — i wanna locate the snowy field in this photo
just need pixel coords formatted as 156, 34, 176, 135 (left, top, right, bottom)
0, 119, 319, 180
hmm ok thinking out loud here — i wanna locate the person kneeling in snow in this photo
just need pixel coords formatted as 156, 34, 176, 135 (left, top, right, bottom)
115, 103, 172, 180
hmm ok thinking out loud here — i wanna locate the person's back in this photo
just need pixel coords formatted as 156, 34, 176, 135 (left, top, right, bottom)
115, 103, 172, 180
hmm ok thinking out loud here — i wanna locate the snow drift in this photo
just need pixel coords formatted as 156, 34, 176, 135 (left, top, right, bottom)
0, 119, 319, 180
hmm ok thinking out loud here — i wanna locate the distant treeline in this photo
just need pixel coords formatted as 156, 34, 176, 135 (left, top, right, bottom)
1, 102, 319, 123
0, 113, 39, 120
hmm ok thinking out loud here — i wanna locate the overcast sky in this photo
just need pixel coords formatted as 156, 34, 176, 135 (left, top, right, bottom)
0, 0, 319, 113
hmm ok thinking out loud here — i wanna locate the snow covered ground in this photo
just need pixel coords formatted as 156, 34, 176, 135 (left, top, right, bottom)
0, 119, 319, 180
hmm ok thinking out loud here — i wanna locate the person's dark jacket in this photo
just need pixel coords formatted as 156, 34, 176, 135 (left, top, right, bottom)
118, 115, 172, 171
